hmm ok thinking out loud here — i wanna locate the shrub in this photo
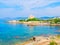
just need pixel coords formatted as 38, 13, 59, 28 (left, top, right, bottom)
26, 18, 40, 21
49, 41, 57, 45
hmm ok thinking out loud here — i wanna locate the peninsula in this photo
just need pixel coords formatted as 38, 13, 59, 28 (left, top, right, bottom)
8, 15, 60, 26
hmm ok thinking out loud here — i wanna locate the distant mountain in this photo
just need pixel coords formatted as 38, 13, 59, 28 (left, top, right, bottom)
0, 17, 28, 22
13, 17, 27, 20
0, 16, 60, 22
39, 17, 54, 20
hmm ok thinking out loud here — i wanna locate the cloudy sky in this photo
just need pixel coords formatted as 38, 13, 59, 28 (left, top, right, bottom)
0, 0, 60, 18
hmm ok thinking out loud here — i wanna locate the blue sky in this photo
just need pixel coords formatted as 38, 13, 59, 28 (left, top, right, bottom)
0, 0, 60, 18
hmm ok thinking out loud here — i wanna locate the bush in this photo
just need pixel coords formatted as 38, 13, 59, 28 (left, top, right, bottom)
48, 18, 60, 24
49, 41, 57, 45
53, 18, 60, 23
26, 18, 40, 21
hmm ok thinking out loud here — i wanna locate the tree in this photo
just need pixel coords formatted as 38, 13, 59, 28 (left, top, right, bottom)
53, 18, 60, 24
26, 18, 40, 21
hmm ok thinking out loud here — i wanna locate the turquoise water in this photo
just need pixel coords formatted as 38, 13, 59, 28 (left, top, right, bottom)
0, 22, 60, 45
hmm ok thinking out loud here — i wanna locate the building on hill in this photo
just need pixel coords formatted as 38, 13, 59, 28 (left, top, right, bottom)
28, 15, 35, 19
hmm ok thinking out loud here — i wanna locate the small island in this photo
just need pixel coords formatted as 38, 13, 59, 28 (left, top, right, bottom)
8, 15, 60, 26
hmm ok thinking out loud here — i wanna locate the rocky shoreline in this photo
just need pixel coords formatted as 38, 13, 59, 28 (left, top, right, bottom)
19, 35, 60, 45
8, 21, 60, 26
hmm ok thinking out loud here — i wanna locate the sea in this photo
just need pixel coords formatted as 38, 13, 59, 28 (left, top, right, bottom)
0, 17, 60, 45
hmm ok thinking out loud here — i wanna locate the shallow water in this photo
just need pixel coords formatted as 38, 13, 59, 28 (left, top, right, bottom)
0, 22, 60, 45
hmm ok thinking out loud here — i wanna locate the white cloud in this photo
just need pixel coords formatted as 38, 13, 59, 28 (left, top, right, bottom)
0, 0, 60, 9
0, 0, 60, 17
44, 6, 60, 16
30, 6, 60, 17
0, 0, 60, 10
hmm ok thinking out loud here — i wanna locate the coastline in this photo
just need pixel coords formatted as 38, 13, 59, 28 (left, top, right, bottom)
8, 21, 60, 26
18, 35, 60, 45
7, 20, 60, 45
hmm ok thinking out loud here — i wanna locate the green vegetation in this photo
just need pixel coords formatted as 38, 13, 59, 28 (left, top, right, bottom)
19, 17, 60, 24
49, 41, 57, 45
26, 18, 40, 21
56, 35, 60, 39
53, 18, 60, 24
19, 18, 40, 22
46, 18, 60, 24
